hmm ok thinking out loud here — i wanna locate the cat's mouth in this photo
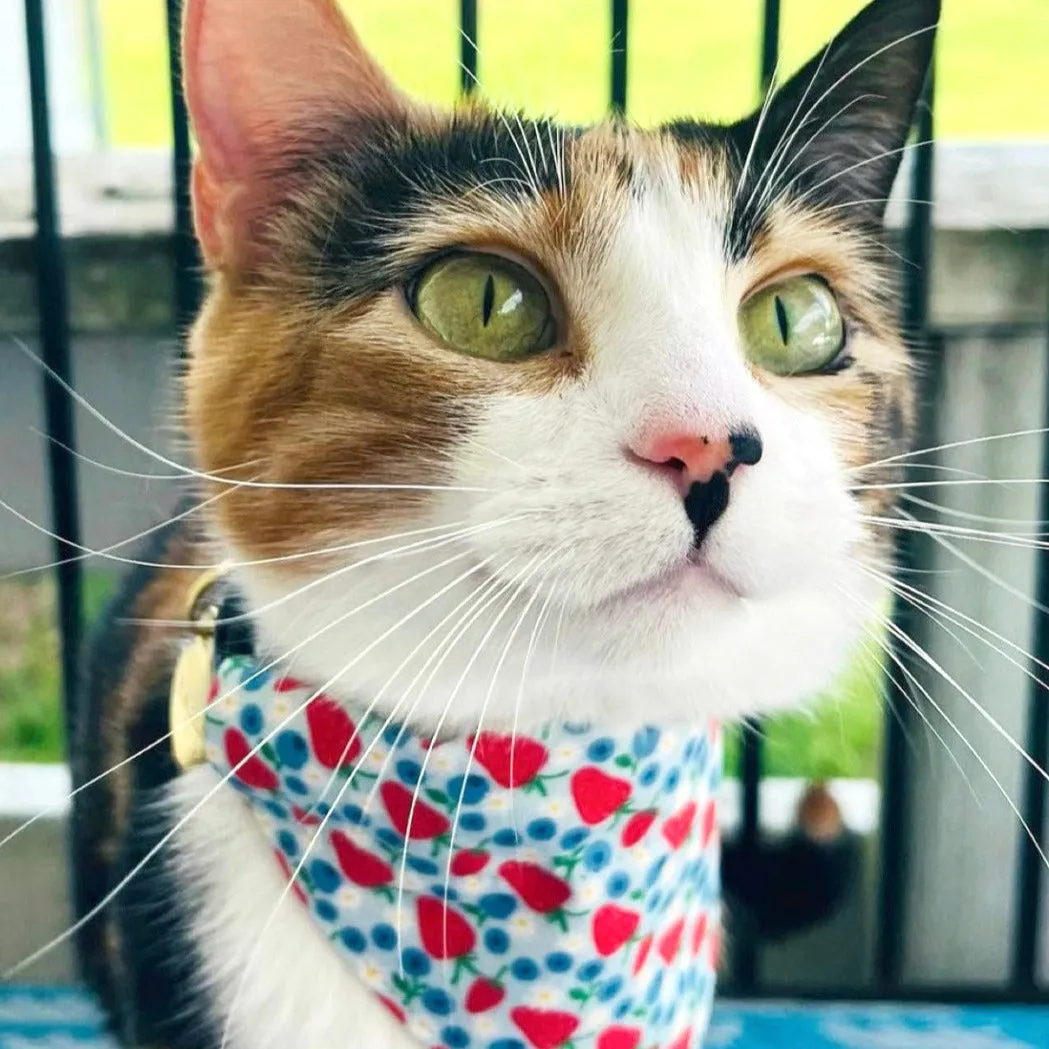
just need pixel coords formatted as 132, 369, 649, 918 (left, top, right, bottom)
605, 549, 746, 609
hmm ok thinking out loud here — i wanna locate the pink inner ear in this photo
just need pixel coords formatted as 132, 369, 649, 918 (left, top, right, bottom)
183, 0, 404, 265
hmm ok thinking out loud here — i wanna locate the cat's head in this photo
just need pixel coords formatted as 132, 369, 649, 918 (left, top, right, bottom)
181, 0, 937, 730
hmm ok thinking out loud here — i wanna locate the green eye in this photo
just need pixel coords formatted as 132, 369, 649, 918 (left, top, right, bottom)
739, 276, 845, 376
411, 252, 556, 361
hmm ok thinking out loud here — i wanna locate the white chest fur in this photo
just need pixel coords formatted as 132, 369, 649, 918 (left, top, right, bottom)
171, 766, 414, 1049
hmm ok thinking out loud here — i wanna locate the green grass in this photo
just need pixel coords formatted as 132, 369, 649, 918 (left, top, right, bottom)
0, 570, 886, 776
0, 574, 115, 763
96, 0, 1049, 148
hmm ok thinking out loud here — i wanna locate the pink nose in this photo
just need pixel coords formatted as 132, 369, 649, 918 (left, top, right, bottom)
632, 430, 763, 491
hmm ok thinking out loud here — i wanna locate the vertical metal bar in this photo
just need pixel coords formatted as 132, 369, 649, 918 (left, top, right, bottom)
23, 0, 83, 745
165, 0, 202, 334
759, 0, 781, 92
460, 0, 478, 95
733, 0, 780, 996
876, 62, 936, 990
1012, 305, 1049, 990
610, 0, 628, 115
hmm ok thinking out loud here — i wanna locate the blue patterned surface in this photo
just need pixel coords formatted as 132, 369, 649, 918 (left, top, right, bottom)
4, 988, 1049, 1047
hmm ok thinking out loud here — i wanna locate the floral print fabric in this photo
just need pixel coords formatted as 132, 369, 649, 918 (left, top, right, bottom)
202, 655, 723, 1049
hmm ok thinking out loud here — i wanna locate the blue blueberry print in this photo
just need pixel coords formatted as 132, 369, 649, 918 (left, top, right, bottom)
526, 818, 556, 841
371, 923, 397, 950
650, 1006, 664, 1027
639, 762, 660, 788
646, 971, 665, 1004
484, 927, 510, 954
460, 812, 487, 833
648, 890, 663, 912
442, 1027, 470, 1049
240, 666, 269, 691
510, 958, 540, 981
562, 722, 590, 735
596, 976, 624, 1002
606, 871, 629, 898
309, 860, 339, 893
377, 828, 404, 850
239, 703, 263, 734
284, 776, 308, 797
342, 803, 368, 826
578, 960, 604, 982
382, 724, 407, 748
430, 884, 459, 903
490, 1041, 526, 1049
396, 760, 422, 786
632, 726, 660, 759
545, 951, 572, 973
479, 893, 516, 919
447, 773, 489, 805
584, 841, 612, 872
264, 800, 288, 820
664, 767, 681, 792
645, 855, 668, 889
277, 830, 298, 856
405, 855, 439, 876
339, 927, 367, 953
422, 988, 453, 1016
613, 999, 633, 1020
315, 802, 330, 817
560, 827, 589, 850
274, 730, 308, 770
314, 900, 337, 922
402, 948, 431, 978
586, 737, 615, 762
493, 828, 522, 848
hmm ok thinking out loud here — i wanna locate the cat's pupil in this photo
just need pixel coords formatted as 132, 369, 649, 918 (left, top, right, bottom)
774, 295, 789, 345
482, 274, 495, 327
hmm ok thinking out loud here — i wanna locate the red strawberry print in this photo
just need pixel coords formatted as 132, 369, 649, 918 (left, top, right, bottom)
464, 976, 505, 1014
206, 678, 220, 704
700, 799, 718, 849
273, 850, 307, 904
305, 697, 361, 769
450, 848, 490, 877
666, 1029, 692, 1049
291, 805, 321, 826
597, 1027, 642, 1049
633, 934, 654, 975
621, 809, 657, 847
570, 767, 632, 826
377, 995, 406, 1023
498, 861, 571, 914
511, 1007, 580, 1049
662, 800, 698, 849
273, 676, 310, 693
416, 896, 476, 960
592, 904, 640, 957
329, 830, 393, 889
708, 926, 723, 968
658, 917, 686, 964
691, 913, 709, 957
470, 732, 549, 788
223, 729, 279, 791
380, 782, 450, 840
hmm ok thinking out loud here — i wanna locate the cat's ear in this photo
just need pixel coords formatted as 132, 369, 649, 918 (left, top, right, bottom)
183, 0, 406, 268
734, 0, 939, 225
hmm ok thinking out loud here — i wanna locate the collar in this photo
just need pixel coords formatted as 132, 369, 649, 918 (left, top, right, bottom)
172, 577, 723, 1049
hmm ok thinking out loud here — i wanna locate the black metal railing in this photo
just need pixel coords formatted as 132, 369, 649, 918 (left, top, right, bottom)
16, 0, 1049, 1004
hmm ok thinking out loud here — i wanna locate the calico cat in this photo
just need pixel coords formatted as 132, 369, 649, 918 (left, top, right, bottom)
69, 0, 937, 1046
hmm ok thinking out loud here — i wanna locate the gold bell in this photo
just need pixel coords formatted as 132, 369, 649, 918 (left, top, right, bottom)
170, 564, 229, 771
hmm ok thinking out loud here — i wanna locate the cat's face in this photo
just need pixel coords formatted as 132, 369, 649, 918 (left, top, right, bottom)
182, 0, 936, 730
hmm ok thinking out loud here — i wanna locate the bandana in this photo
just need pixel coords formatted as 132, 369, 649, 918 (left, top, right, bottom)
204, 655, 722, 1049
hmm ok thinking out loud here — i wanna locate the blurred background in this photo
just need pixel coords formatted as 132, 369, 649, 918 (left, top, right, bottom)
1, 0, 1049, 1036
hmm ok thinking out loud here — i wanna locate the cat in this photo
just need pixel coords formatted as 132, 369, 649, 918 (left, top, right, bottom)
68, 0, 938, 1047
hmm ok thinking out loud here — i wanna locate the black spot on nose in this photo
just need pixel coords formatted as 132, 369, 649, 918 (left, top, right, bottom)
728, 430, 763, 473
684, 473, 731, 547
